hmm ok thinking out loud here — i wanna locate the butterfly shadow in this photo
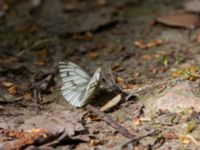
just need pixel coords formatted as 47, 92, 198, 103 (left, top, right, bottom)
90, 87, 136, 112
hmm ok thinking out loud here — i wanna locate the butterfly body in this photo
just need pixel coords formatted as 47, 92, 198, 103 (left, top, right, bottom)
59, 61, 101, 107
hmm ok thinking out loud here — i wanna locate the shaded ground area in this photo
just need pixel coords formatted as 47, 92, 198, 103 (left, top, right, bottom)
0, 0, 200, 149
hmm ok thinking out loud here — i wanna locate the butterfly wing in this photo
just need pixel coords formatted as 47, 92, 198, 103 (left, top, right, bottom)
81, 68, 101, 104
59, 61, 91, 107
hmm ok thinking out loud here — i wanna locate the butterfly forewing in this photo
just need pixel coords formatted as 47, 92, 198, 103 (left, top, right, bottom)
59, 61, 98, 107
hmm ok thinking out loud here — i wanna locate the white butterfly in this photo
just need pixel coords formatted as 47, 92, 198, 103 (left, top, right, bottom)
59, 61, 101, 107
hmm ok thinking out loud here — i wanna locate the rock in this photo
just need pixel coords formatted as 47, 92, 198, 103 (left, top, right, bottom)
145, 81, 200, 114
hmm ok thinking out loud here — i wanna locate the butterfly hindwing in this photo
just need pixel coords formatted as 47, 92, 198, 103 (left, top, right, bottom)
59, 61, 101, 107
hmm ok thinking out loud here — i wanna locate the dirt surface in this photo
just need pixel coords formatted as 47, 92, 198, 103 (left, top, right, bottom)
0, 0, 200, 149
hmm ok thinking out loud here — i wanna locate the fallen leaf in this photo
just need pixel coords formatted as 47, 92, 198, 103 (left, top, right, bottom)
100, 94, 122, 112
1, 81, 14, 87
134, 39, 163, 49
88, 51, 99, 59
18, 110, 86, 138
27, 128, 48, 134
8, 86, 16, 95
111, 64, 125, 72
0, 128, 52, 150
90, 139, 102, 146
34, 60, 45, 66
156, 12, 199, 29
22, 92, 32, 100
179, 135, 191, 144
141, 55, 153, 61
146, 39, 163, 48
132, 118, 141, 126
133, 40, 146, 49
115, 76, 124, 83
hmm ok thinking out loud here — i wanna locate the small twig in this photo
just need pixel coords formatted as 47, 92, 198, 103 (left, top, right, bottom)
40, 130, 67, 148
108, 67, 124, 93
85, 104, 135, 139
16, 69, 57, 95
121, 130, 160, 148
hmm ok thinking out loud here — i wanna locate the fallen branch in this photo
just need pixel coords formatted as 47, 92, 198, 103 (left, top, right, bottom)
86, 104, 135, 139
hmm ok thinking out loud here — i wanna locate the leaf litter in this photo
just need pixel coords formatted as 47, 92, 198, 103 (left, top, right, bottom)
1, 0, 200, 149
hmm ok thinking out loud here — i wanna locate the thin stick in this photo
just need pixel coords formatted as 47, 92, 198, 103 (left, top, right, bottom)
85, 104, 135, 139
121, 130, 160, 148
16, 69, 57, 95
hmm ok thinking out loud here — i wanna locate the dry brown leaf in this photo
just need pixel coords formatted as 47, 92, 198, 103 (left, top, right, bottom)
27, 128, 48, 134
141, 55, 153, 61
34, 60, 45, 66
100, 94, 122, 112
8, 86, 16, 95
38, 48, 48, 58
111, 64, 125, 72
90, 139, 102, 146
132, 118, 141, 126
146, 39, 163, 48
134, 39, 163, 49
18, 110, 86, 137
179, 135, 191, 144
22, 92, 32, 100
157, 12, 199, 29
115, 76, 124, 83
88, 51, 99, 59
1, 81, 14, 87
133, 40, 146, 49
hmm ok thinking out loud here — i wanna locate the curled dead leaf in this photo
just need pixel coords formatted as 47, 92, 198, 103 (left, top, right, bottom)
8, 86, 16, 95
111, 64, 125, 72
100, 94, 122, 112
